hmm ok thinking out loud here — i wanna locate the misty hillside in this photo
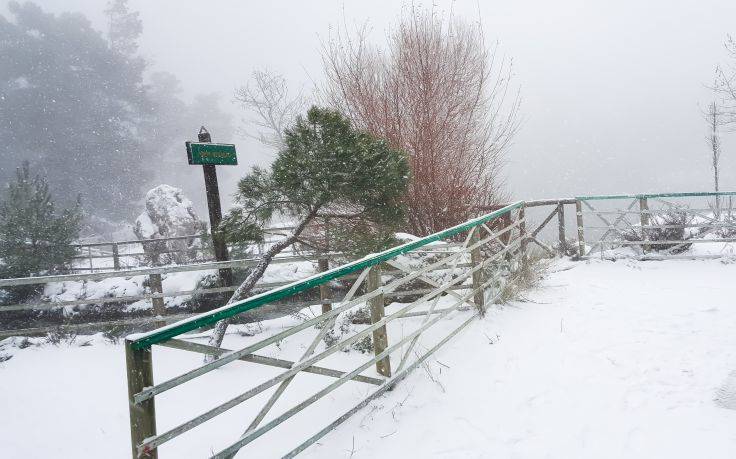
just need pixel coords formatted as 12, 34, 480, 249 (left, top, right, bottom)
1, 1, 736, 458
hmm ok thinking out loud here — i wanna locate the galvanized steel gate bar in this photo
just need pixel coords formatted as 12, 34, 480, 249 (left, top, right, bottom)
124, 201, 533, 458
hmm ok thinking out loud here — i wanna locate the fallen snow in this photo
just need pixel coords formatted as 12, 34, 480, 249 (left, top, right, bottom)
2, 258, 736, 458
42, 270, 213, 313
41, 260, 318, 314
307, 258, 736, 458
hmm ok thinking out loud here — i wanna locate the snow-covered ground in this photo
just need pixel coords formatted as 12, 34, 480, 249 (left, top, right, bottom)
41, 259, 317, 315
309, 258, 736, 458
2, 258, 736, 458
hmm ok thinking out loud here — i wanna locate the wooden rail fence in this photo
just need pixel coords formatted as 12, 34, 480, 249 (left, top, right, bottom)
120, 191, 736, 457
3, 191, 735, 456
0, 205, 568, 340
70, 226, 297, 273
574, 191, 736, 259
0, 253, 337, 339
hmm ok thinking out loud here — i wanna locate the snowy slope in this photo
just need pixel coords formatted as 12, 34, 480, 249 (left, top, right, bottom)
1, 258, 736, 458
305, 258, 736, 458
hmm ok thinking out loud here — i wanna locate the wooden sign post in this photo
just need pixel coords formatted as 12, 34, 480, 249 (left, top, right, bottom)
186, 126, 236, 289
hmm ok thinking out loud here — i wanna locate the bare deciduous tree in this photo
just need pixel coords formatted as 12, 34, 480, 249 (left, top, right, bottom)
714, 35, 736, 217
705, 101, 723, 217
235, 69, 307, 150
321, 7, 520, 236
716, 35, 736, 127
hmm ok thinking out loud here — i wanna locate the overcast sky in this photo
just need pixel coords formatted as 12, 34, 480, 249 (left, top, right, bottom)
8, 0, 736, 204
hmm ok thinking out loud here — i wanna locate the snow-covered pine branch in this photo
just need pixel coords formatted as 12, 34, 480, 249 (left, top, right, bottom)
204, 107, 410, 357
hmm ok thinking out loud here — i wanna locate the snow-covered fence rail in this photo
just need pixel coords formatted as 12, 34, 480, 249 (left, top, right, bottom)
478, 198, 575, 256
123, 202, 538, 458
70, 234, 210, 272
574, 191, 736, 259
0, 253, 339, 339
69, 226, 297, 273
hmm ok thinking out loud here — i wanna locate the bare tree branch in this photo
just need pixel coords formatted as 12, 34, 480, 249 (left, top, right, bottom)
715, 35, 736, 128
235, 69, 308, 150
320, 6, 520, 236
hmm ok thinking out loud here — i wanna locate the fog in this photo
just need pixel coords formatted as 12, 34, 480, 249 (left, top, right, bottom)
6, 0, 736, 211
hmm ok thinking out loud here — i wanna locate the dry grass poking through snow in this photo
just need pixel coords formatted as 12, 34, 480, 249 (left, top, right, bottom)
497, 248, 551, 304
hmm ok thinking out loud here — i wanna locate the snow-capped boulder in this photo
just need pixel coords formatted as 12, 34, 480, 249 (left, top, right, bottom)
134, 185, 207, 265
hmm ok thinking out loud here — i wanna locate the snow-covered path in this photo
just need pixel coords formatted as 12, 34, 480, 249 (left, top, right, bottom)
1, 258, 736, 458
305, 259, 736, 458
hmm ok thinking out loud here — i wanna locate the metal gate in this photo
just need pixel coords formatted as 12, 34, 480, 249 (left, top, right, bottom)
125, 202, 529, 458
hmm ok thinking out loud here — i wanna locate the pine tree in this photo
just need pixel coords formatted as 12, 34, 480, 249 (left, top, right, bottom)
219, 107, 410, 250
0, 2, 150, 220
105, 0, 143, 57
0, 162, 82, 302
207, 106, 410, 351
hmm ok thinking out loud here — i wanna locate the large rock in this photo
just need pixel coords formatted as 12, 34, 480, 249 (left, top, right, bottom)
134, 185, 207, 265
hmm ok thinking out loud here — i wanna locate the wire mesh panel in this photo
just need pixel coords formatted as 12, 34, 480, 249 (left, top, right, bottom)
124, 202, 530, 458
575, 192, 736, 259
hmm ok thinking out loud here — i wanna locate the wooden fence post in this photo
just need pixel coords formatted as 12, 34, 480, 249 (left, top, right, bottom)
518, 204, 528, 265
125, 341, 157, 458
317, 256, 331, 314
367, 265, 391, 377
557, 202, 566, 255
639, 197, 650, 253
575, 199, 586, 257
469, 228, 486, 316
501, 213, 512, 246
149, 274, 165, 317
318, 217, 332, 314
112, 243, 121, 270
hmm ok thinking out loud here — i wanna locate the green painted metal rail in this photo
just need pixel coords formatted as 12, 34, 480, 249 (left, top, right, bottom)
575, 191, 736, 201
128, 201, 524, 350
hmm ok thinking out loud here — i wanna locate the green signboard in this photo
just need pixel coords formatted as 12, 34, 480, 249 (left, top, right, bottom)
186, 142, 238, 166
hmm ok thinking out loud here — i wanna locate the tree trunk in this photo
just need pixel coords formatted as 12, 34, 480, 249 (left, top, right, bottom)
205, 209, 317, 360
